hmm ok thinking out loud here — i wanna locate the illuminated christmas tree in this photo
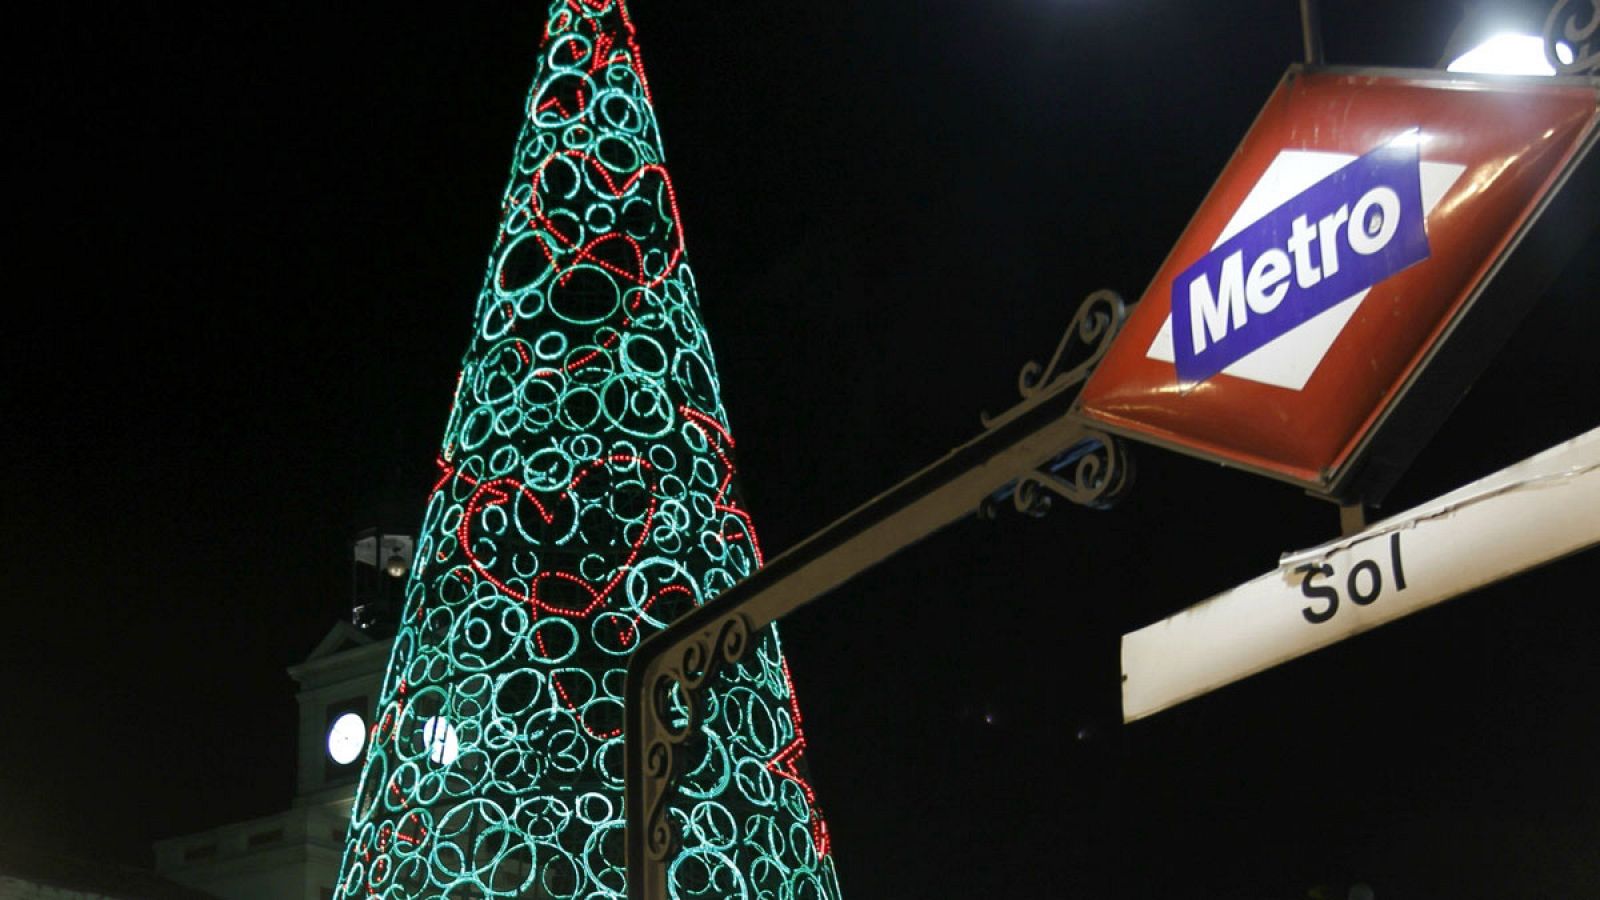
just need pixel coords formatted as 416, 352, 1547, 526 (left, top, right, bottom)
334, 3, 842, 898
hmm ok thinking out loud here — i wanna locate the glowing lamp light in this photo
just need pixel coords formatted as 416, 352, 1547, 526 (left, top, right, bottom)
423, 715, 460, 765
1446, 32, 1574, 76
384, 554, 408, 578
326, 712, 366, 765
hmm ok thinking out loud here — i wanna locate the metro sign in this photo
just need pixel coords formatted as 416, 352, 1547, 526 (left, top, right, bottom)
1080, 67, 1599, 500
1169, 133, 1438, 385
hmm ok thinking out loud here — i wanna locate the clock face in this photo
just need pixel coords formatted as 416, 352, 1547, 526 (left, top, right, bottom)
326, 711, 366, 765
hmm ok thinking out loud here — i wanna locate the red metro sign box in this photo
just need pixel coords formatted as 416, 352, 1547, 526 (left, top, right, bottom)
1080, 66, 1599, 501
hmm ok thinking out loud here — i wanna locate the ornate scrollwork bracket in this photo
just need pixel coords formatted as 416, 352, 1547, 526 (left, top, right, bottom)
982, 288, 1126, 427
1003, 426, 1135, 516
1546, 0, 1600, 75
636, 612, 752, 863
980, 288, 1134, 517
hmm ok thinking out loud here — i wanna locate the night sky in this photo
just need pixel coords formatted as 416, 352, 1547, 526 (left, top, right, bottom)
6, 2, 1598, 898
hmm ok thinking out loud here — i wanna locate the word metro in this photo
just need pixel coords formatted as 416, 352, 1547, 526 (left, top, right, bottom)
1172, 132, 1431, 384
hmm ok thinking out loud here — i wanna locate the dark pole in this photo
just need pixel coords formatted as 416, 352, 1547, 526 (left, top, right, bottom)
1300, 0, 1325, 65
623, 290, 1134, 900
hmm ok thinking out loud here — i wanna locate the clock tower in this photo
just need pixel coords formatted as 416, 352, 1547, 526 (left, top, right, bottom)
288, 621, 391, 809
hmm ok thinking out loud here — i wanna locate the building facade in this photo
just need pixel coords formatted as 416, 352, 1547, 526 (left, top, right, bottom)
153, 623, 391, 900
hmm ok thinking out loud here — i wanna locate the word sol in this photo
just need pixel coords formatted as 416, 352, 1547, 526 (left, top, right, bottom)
1294, 533, 1407, 625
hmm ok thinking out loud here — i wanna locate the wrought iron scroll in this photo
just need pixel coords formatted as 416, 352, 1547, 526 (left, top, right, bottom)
981, 288, 1132, 517
986, 288, 1126, 425
1008, 426, 1134, 516
638, 612, 751, 864
1546, 0, 1600, 74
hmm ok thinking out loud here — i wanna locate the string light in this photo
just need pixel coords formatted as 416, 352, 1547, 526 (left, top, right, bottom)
334, 3, 842, 897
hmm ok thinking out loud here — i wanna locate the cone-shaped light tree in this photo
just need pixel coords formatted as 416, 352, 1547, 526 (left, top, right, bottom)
334, 3, 844, 898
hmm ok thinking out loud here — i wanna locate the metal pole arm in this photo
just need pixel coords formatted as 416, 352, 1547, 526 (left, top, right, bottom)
624, 290, 1131, 900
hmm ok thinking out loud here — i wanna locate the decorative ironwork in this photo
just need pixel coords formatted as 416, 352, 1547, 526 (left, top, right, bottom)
978, 288, 1132, 518
627, 289, 1135, 900
1546, 0, 1600, 74
1010, 427, 1135, 516
638, 613, 751, 863
988, 289, 1126, 422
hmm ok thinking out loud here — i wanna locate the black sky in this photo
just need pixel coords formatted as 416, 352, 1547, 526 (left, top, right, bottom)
5, 2, 1598, 897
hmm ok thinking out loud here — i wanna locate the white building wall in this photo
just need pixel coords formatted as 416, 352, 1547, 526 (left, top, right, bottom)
0, 877, 119, 900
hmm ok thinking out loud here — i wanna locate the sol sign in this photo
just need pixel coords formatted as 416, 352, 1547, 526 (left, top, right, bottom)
1080, 66, 1599, 499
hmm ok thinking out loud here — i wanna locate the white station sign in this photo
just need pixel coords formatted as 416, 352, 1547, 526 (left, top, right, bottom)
1122, 427, 1600, 722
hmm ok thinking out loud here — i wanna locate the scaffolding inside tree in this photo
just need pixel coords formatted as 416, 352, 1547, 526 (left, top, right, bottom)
335, 3, 843, 897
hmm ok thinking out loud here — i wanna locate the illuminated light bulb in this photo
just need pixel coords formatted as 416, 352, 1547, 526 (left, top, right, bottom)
1446, 32, 1571, 76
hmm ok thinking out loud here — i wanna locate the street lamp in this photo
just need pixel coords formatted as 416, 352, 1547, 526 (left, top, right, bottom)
1439, 1, 1580, 74
1448, 30, 1574, 73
